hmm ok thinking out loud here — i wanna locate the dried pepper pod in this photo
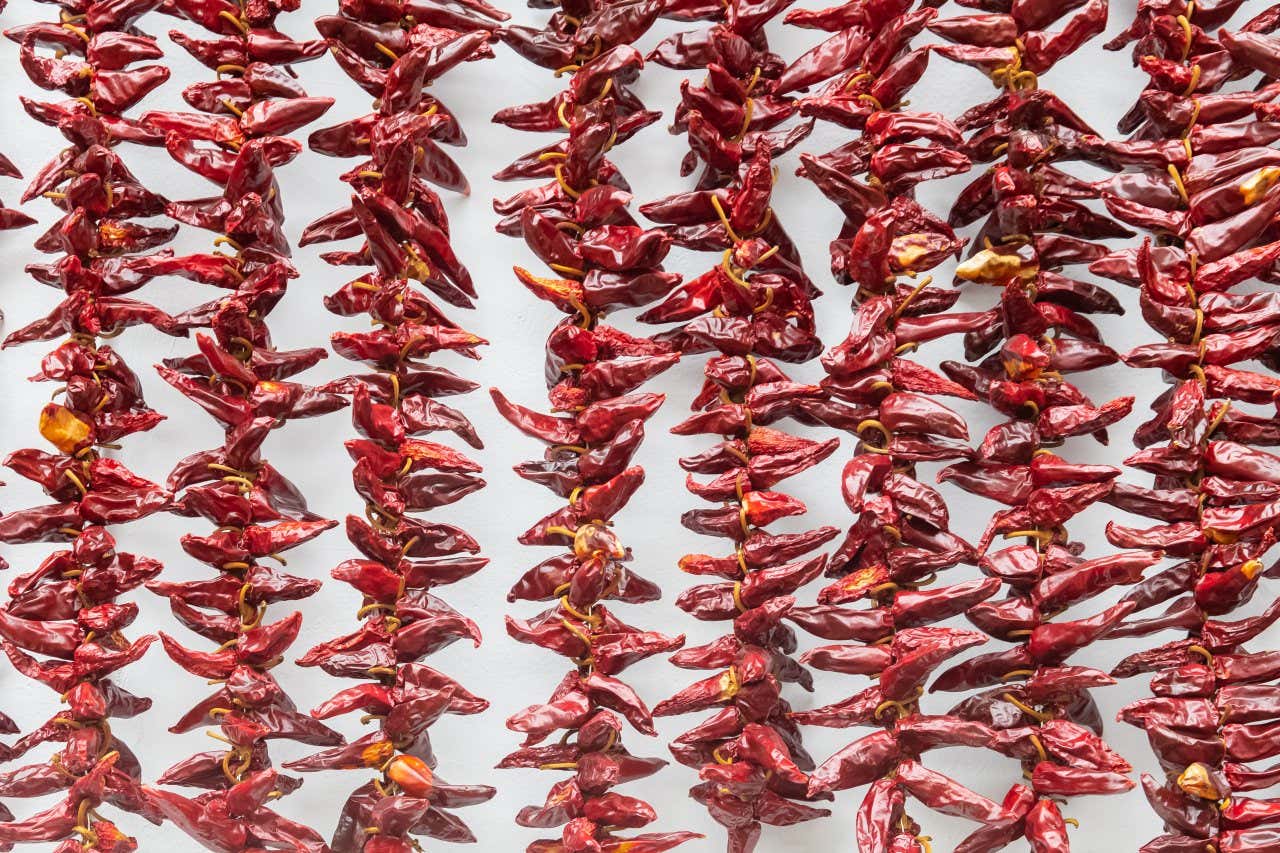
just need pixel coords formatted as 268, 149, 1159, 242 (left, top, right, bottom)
0, 0, 181, 848
286, 5, 501, 851
490, 3, 702, 852
899, 2, 1155, 848
113, 0, 354, 845
637, 2, 883, 849
1088, 4, 1280, 851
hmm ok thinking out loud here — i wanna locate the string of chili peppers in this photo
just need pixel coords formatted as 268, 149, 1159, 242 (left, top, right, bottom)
282, 4, 509, 850
1083, 4, 1280, 850
0, 0, 184, 849
905, 1, 1167, 847
636, 4, 906, 852
123, 0, 356, 847
759, 3, 1076, 850
488, 3, 707, 852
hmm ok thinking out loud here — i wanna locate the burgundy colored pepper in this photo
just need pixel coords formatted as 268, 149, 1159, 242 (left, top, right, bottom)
488, 1, 703, 850
284, 5, 504, 851
97, 0, 365, 847
774, 2, 1084, 844
637, 0, 896, 848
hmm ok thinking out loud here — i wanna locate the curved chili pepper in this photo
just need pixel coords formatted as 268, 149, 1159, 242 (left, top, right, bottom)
283, 4, 503, 850
1086, 4, 1280, 851
773, 3, 1072, 847
0, 0, 186, 848
489, 1, 702, 851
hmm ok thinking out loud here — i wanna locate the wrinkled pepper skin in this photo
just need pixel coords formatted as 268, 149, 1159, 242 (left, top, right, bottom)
489, 2, 703, 851
1093, 4, 1280, 851
286, 3, 504, 851
773, 2, 1087, 847
912, 2, 1149, 849
0, 0, 185, 848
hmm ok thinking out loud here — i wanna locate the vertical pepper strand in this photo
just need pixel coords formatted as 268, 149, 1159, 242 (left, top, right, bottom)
284, 4, 507, 850
1088, 4, 1280, 851
769, 3, 1062, 849
0, 0, 182, 848
916, 1, 1157, 848
639, 6, 889, 853
128, 0, 352, 846
490, 3, 704, 852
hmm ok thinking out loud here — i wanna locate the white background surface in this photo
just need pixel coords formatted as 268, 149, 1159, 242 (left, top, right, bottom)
0, 1, 1274, 850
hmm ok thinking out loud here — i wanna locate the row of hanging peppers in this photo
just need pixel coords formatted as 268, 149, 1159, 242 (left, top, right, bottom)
0, 0, 179, 849
0, 0, 1280, 851
488, 0, 706, 850
1097, 3, 1280, 853
289, 0, 508, 850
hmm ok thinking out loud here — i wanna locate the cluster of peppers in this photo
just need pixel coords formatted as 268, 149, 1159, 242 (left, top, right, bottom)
285, 1, 511, 850
3, 0, 1280, 851
1087, 3, 1280, 851
126, 0, 357, 848
636, 2, 888, 851
489, 1, 707, 851
0, 0, 27, 232
0, 0, 179, 849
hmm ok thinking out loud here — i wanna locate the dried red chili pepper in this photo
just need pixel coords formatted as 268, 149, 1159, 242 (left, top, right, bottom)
906, 3, 1150, 848
0, 0, 184, 848
282, 4, 503, 851
769, 3, 1085, 847
1085, 5, 1280, 851
490, 2, 702, 851
0, 1, 30, 234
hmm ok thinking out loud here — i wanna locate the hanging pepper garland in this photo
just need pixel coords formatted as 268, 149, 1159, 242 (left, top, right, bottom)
0, 5, 38, 306
635, 3, 902, 851
0, 0, 182, 849
762, 4, 1067, 850
907, 1, 1156, 848
115, 0, 354, 848
1086, 4, 1280, 852
488, 2, 708, 851
285, 4, 506, 850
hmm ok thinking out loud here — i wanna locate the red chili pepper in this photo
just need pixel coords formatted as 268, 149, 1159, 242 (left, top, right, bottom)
894, 2, 1156, 848
487, 1, 701, 850
640, 0, 881, 844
